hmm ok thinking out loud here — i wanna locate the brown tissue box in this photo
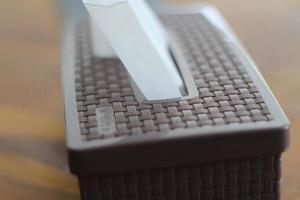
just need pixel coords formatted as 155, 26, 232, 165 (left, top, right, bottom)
63, 6, 289, 200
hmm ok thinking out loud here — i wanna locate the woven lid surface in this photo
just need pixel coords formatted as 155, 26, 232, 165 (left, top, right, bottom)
74, 14, 272, 142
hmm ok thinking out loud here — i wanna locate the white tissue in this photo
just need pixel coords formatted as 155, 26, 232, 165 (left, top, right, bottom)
83, 0, 184, 101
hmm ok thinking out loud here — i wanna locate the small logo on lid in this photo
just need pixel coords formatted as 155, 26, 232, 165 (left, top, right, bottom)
96, 106, 116, 137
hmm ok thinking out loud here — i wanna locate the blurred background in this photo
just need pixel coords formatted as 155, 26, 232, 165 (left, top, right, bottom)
0, 0, 299, 199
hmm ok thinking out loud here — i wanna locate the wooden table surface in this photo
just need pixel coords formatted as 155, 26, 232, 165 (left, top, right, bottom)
0, 0, 299, 199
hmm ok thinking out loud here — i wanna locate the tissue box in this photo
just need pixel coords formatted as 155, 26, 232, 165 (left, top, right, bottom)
62, 6, 289, 200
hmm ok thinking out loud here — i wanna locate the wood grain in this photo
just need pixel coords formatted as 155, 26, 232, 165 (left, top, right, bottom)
0, 0, 299, 199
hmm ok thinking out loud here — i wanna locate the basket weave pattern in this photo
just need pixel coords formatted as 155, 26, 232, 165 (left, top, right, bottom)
74, 14, 272, 141
79, 155, 280, 200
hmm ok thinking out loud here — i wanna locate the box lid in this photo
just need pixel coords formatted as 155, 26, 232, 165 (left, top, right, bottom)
62, 6, 289, 175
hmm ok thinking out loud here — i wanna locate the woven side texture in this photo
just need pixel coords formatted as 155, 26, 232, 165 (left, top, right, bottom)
79, 155, 280, 200
74, 14, 273, 141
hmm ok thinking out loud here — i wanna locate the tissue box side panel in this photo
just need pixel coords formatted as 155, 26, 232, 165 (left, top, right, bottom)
79, 155, 281, 200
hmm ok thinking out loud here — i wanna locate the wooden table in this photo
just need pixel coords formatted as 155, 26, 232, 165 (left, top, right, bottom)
0, 0, 299, 199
